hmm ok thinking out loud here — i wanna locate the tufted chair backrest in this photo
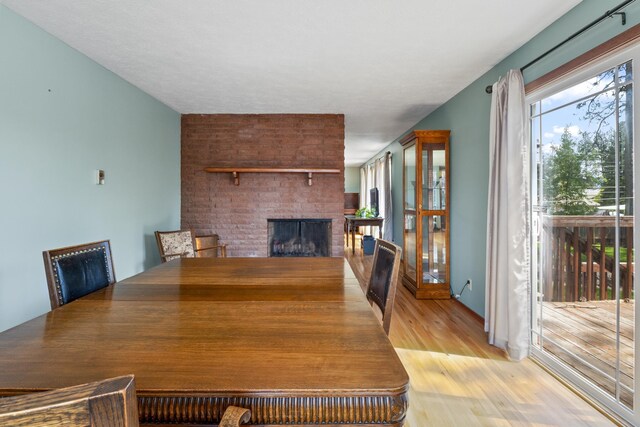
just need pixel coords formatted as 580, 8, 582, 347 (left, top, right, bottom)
43, 240, 116, 309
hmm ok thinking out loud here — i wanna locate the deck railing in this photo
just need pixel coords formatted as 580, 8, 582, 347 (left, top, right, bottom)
541, 215, 634, 302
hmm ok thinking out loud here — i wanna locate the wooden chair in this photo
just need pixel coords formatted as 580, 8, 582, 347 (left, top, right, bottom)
0, 374, 250, 427
220, 407, 251, 427
0, 375, 138, 426
344, 192, 359, 215
366, 239, 402, 335
155, 229, 227, 262
43, 240, 116, 310
194, 233, 227, 258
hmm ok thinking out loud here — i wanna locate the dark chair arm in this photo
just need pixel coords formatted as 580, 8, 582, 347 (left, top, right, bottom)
194, 245, 224, 252
195, 243, 227, 257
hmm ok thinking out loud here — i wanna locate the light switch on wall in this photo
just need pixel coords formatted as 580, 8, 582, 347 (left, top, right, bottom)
95, 169, 105, 185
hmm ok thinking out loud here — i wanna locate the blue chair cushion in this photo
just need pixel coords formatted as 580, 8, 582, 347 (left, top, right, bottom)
54, 248, 111, 305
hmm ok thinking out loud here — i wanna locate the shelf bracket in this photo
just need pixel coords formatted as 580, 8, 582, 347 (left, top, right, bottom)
308, 172, 313, 186
232, 171, 239, 185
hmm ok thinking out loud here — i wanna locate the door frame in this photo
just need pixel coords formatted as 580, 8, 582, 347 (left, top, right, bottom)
526, 42, 640, 425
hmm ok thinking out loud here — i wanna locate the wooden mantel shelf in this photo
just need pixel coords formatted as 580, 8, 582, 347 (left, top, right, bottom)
204, 167, 340, 186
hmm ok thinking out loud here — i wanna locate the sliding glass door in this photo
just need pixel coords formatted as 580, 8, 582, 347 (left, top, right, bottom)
529, 45, 638, 424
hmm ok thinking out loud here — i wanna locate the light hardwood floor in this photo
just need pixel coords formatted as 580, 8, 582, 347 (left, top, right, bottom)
344, 235, 618, 427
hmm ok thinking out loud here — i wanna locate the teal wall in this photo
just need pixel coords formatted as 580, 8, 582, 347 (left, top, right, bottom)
344, 166, 360, 192
362, 0, 640, 316
0, 6, 181, 332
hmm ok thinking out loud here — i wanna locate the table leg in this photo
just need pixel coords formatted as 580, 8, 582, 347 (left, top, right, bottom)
378, 224, 383, 239
352, 225, 356, 254
345, 220, 349, 248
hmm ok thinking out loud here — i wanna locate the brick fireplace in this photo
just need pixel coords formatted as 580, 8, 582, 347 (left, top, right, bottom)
181, 114, 345, 257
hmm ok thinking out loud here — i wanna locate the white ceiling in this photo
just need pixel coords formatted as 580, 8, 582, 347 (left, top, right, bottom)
2, 0, 581, 166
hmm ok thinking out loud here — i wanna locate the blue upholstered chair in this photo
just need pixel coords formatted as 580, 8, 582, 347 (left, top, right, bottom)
43, 240, 116, 309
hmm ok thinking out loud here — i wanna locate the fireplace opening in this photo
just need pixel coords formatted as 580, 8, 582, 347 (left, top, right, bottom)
268, 219, 332, 257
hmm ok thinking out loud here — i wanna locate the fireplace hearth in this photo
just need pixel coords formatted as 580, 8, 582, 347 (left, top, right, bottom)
268, 219, 331, 257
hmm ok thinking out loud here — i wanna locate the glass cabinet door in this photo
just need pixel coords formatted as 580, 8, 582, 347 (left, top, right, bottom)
422, 215, 447, 284
422, 145, 446, 210
404, 144, 416, 211
404, 213, 417, 283
421, 143, 447, 286
403, 144, 417, 284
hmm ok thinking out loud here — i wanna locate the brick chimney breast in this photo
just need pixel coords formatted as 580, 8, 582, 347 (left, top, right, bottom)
181, 114, 345, 257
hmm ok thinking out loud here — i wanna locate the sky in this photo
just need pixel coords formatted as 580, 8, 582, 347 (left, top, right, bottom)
530, 60, 632, 211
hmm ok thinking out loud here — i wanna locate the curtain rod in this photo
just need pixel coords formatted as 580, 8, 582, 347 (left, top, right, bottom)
485, 0, 636, 94
372, 151, 392, 162
362, 151, 391, 169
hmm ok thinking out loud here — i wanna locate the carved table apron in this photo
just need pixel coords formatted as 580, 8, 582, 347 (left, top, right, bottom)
0, 257, 409, 426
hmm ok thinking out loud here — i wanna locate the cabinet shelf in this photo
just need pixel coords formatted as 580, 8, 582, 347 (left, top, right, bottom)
204, 167, 340, 186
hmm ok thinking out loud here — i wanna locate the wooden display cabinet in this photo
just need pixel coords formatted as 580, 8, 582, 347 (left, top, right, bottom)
400, 130, 450, 299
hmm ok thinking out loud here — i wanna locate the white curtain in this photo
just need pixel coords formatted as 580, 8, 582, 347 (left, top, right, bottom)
376, 152, 393, 240
383, 153, 393, 240
360, 154, 393, 240
485, 69, 530, 361
367, 163, 375, 206
375, 156, 384, 216
359, 168, 367, 210
364, 164, 376, 235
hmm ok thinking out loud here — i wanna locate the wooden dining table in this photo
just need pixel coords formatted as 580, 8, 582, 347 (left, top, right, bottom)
0, 257, 409, 426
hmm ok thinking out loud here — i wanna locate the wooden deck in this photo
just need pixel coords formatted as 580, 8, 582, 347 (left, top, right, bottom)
540, 299, 635, 408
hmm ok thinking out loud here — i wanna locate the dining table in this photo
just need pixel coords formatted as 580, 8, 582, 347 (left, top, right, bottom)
0, 257, 409, 426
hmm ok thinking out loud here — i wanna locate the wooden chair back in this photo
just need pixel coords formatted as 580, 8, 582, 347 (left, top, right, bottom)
43, 240, 116, 310
0, 375, 138, 426
155, 229, 196, 262
366, 239, 402, 335
195, 234, 227, 258
155, 229, 227, 262
344, 192, 359, 215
